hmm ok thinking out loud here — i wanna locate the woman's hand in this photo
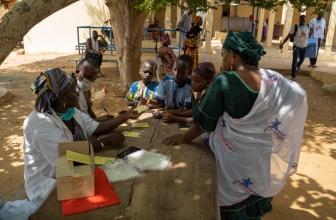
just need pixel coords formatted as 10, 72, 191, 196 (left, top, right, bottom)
163, 134, 186, 146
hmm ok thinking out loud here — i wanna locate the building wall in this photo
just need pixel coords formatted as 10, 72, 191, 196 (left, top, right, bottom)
23, 0, 109, 54
237, 5, 252, 18
213, 5, 223, 32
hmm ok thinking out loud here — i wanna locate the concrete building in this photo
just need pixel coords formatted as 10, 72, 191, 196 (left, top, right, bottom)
7, 0, 336, 55
23, 0, 109, 54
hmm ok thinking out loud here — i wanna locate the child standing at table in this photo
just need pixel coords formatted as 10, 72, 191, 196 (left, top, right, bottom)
125, 59, 159, 107
150, 55, 193, 124
164, 62, 216, 145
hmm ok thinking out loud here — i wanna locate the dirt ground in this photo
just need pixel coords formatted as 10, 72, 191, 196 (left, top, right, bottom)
0, 52, 335, 220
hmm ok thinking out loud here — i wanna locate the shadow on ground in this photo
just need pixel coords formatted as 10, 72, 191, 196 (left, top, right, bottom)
265, 173, 336, 220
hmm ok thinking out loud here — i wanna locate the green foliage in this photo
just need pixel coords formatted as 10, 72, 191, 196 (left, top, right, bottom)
133, 0, 214, 12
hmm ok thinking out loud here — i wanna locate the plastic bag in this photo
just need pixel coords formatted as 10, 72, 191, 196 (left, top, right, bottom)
124, 150, 171, 171
101, 159, 142, 183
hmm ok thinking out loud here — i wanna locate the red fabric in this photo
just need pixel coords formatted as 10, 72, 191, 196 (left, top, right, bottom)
61, 168, 120, 216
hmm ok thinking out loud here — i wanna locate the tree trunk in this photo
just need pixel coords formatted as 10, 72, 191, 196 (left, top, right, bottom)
0, 0, 78, 65
105, 0, 148, 90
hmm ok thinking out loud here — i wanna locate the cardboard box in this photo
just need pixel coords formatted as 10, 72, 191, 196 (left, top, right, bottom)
56, 141, 95, 201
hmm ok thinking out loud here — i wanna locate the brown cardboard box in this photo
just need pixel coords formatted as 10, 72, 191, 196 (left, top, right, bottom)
56, 141, 95, 201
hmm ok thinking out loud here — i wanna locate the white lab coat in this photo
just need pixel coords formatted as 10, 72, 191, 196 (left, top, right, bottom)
23, 108, 98, 201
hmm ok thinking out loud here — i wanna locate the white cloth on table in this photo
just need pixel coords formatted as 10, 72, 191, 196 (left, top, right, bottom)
24, 108, 98, 200
208, 69, 308, 206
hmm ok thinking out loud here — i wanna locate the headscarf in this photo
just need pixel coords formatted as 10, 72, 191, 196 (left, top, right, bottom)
223, 31, 266, 65
160, 33, 170, 44
31, 68, 75, 114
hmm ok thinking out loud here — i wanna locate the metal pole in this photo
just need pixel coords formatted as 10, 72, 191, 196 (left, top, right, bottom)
77, 26, 80, 55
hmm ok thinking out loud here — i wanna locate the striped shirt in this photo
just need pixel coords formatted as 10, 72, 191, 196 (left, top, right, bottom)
154, 75, 192, 109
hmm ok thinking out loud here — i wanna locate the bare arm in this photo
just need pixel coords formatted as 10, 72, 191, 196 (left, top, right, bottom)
182, 123, 203, 143
167, 109, 192, 117
170, 115, 192, 125
279, 33, 291, 49
93, 110, 139, 135
163, 122, 203, 145
149, 98, 165, 109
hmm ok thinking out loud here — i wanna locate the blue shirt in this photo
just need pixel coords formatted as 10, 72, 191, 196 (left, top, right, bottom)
154, 75, 192, 109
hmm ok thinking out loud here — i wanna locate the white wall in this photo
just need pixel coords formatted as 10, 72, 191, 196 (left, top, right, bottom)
23, 0, 109, 54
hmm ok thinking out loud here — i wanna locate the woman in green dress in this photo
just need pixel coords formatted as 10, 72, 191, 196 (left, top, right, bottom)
165, 32, 308, 220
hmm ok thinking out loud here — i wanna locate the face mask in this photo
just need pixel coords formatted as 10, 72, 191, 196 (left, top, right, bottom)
56, 108, 75, 121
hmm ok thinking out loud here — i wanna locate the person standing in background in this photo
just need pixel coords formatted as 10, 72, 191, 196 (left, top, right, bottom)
177, 9, 193, 47
85, 30, 108, 76
280, 15, 310, 80
309, 12, 326, 68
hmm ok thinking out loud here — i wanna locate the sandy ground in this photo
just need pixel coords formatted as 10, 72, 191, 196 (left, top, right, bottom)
0, 51, 335, 220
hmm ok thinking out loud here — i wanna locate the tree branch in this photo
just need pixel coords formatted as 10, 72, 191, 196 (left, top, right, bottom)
0, 0, 78, 65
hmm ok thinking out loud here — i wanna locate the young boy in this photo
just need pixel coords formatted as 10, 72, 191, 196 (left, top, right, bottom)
150, 55, 193, 124
75, 58, 100, 119
126, 59, 159, 107
164, 62, 216, 145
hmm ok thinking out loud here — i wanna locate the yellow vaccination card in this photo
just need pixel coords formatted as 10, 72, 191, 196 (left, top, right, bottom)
94, 156, 115, 165
132, 122, 149, 128
135, 105, 149, 114
123, 131, 141, 138
66, 150, 92, 165
66, 151, 115, 165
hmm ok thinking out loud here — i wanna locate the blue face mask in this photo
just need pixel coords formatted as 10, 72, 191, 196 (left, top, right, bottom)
56, 108, 75, 121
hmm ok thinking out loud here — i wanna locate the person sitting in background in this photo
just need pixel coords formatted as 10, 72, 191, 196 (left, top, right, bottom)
24, 68, 140, 206
85, 30, 108, 76
150, 55, 193, 124
126, 60, 159, 107
164, 62, 216, 145
155, 33, 176, 75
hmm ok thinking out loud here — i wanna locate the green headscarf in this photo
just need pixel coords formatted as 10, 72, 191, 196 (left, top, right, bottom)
223, 31, 266, 65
